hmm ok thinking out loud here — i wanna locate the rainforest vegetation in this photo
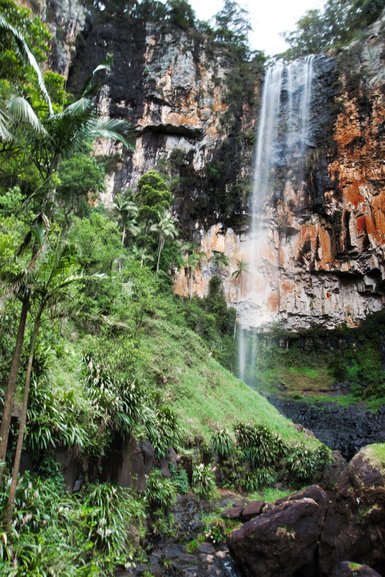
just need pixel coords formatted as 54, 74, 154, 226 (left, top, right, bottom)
0, 1, 333, 574
1, 0, 385, 574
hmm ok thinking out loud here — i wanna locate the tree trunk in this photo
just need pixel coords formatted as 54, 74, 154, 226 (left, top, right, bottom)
0, 296, 29, 483
4, 304, 43, 531
156, 237, 164, 273
188, 270, 193, 300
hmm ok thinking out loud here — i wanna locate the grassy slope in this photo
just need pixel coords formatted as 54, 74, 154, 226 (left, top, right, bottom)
139, 319, 320, 449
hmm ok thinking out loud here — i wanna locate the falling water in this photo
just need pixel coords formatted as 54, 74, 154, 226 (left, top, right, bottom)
237, 56, 315, 383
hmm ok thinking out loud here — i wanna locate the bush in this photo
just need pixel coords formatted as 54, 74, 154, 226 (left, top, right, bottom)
145, 469, 177, 511
191, 464, 217, 500
286, 444, 330, 483
170, 464, 190, 494
235, 423, 287, 468
211, 428, 234, 459
204, 518, 226, 544
0, 473, 145, 576
241, 468, 278, 492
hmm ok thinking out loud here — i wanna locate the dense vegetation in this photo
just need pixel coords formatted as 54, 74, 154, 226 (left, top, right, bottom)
244, 311, 385, 409
283, 0, 384, 58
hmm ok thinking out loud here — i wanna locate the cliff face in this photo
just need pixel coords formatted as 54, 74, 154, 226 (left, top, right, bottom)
64, 6, 259, 233
25, 1, 385, 332
176, 14, 385, 332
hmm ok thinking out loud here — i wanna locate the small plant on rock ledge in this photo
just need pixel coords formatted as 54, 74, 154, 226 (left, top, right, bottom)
204, 518, 226, 545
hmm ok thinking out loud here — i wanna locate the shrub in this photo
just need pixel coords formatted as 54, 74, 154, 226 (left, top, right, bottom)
204, 518, 226, 544
147, 405, 180, 458
170, 464, 190, 494
211, 428, 234, 459
191, 464, 217, 500
241, 468, 278, 492
82, 482, 145, 558
145, 469, 177, 511
286, 444, 330, 483
235, 423, 287, 468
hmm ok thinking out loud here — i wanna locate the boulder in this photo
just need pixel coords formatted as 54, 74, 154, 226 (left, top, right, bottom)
228, 491, 327, 577
241, 500, 265, 521
222, 506, 243, 520
332, 561, 383, 577
319, 445, 385, 576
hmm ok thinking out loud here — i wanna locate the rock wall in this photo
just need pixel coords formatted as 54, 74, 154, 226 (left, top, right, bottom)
22, 1, 385, 332
175, 13, 385, 332
65, 5, 259, 230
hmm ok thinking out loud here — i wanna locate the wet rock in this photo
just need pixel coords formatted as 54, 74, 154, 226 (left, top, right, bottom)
228, 496, 325, 577
240, 500, 265, 521
222, 506, 243, 520
319, 446, 385, 576
198, 543, 216, 555
270, 398, 385, 459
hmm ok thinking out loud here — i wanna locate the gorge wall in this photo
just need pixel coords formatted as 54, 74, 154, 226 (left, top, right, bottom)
28, 1, 385, 333
175, 14, 385, 332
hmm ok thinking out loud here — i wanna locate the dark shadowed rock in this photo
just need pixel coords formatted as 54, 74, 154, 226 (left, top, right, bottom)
197, 543, 216, 555
279, 484, 329, 508
228, 496, 325, 577
332, 561, 383, 577
222, 506, 243, 520
319, 445, 385, 576
241, 500, 265, 521
101, 437, 155, 491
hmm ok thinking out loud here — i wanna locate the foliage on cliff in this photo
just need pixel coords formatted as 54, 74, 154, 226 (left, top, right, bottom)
283, 0, 384, 58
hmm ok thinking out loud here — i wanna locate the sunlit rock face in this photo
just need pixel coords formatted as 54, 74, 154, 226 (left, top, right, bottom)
22, 0, 88, 77
65, 10, 259, 232
176, 13, 385, 331
24, 1, 385, 332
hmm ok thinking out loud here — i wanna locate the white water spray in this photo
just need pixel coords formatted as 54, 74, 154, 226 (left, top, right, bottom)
237, 56, 315, 383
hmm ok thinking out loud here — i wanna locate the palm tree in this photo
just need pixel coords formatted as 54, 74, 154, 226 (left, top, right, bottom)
113, 192, 140, 246
150, 211, 178, 273
131, 246, 154, 268
211, 251, 229, 272
0, 213, 50, 482
182, 247, 206, 300
232, 258, 249, 283
0, 14, 53, 114
3, 241, 104, 529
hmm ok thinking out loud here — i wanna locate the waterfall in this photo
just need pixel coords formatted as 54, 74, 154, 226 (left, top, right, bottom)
237, 56, 315, 383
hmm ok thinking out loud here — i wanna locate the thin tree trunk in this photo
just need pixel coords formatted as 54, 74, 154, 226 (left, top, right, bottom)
121, 226, 126, 247
0, 296, 29, 483
156, 237, 164, 273
4, 304, 43, 531
188, 270, 193, 300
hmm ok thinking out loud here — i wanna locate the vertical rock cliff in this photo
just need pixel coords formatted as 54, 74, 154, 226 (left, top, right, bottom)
23, 1, 385, 333
177, 13, 385, 332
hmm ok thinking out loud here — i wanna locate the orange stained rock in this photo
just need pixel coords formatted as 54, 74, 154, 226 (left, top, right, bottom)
334, 98, 361, 148
356, 215, 367, 236
267, 292, 280, 312
317, 226, 333, 266
344, 182, 365, 209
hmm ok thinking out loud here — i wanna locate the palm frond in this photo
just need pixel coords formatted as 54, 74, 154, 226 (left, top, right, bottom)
93, 118, 133, 149
0, 108, 12, 141
7, 96, 46, 134
46, 98, 96, 156
82, 62, 111, 98
0, 15, 53, 115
